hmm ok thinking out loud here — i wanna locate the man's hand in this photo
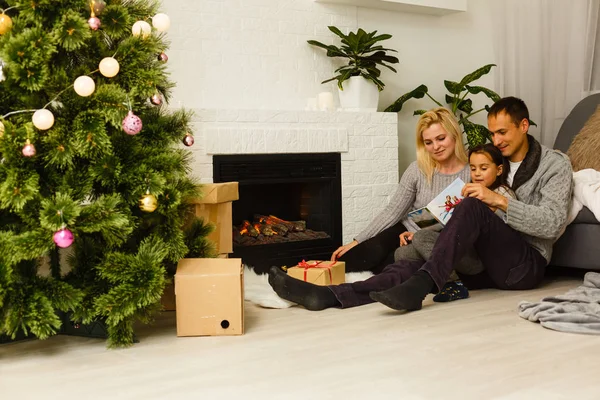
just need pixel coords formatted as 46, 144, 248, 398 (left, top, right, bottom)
461, 183, 509, 211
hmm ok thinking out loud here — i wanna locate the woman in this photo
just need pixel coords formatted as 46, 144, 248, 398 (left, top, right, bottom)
334, 107, 470, 274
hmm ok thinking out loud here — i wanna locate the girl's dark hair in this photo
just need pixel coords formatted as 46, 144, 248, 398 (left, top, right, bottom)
468, 143, 509, 190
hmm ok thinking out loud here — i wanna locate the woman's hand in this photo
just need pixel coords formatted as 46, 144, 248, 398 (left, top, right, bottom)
399, 231, 414, 246
331, 240, 358, 261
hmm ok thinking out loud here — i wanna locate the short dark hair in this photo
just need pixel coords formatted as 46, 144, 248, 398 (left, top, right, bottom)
468, 143, 509, 191
487, 96, 529, 127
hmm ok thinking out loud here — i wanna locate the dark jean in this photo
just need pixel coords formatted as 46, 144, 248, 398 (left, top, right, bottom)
330, 197, 547, 308
339, 221, 407, 274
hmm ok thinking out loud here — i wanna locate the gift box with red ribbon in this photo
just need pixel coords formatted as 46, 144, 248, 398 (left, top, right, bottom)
287, 260, 345, 286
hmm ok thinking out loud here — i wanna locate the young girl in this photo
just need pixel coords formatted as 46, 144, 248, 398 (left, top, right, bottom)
468, 143, 516, 216
397, 143, 516, 302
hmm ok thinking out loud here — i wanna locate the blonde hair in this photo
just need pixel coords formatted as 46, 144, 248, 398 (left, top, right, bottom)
415, 107, 468, 183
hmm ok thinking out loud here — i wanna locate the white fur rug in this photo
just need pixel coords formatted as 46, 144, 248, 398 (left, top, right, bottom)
243, 265, 374, 309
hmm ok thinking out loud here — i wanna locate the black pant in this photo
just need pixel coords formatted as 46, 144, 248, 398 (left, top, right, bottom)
329, 198, 547, 308
422, 197, 547, 291
339, 221, 407, 274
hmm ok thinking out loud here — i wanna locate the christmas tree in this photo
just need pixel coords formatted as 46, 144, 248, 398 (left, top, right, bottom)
0, 0, 213, 347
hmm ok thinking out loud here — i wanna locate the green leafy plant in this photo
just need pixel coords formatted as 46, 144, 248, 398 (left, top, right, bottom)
308, 26, 399, 91
385, 64, 509, 148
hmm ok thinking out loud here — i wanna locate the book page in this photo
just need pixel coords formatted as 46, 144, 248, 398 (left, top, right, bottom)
426, 178, 465, 225
406, 207, 443, 231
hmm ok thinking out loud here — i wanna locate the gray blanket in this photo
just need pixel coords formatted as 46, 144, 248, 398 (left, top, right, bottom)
518, 272, 600, 334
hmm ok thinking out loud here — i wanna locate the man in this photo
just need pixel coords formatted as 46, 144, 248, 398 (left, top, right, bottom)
269, 97, 573, 311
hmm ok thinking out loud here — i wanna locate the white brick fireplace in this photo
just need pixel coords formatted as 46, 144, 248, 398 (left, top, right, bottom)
189, 109, 399, 244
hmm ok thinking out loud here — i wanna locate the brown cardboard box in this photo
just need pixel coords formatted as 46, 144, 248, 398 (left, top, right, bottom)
197, 182, 239, 204
175, 258, 244, 337
194, 203, 233, 253
287, 260, 345, 286
161, 254, 229, 312
192, 182, 239, 254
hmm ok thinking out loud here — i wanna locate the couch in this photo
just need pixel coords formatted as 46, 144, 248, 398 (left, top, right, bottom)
550, 93, 600, 270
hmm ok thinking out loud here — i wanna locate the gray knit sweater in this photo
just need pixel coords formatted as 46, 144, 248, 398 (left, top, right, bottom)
355, 162, 471, 243
506, 146, 573, 263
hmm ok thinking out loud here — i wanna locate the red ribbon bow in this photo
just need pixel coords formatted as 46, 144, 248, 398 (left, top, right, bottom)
297, 260, 337, 283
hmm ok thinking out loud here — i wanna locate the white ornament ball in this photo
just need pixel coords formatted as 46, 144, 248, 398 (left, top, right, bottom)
152, 13, 170, 32
132, 21, 152, 38
99, 57, 120, 78
73, 76, 96, 97
32, 109, 55, 130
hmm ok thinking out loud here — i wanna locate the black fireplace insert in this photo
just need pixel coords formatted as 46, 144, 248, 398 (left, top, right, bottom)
213, 153, 342, 274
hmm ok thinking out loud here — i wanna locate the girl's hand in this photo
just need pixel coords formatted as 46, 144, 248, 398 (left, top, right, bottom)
399, 231, 414, 246
331, 240, 358, 261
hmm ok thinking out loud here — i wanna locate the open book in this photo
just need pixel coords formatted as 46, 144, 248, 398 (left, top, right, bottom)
405, 178, 466, 231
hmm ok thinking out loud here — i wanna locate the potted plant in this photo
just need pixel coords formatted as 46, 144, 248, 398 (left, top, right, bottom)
308, 26, 399, 111
384, 64, 534, 148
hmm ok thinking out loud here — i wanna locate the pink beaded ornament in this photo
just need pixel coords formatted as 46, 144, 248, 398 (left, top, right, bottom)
122, 110, 143, 135
22, 140, 36, 157
88, 16, 101, 30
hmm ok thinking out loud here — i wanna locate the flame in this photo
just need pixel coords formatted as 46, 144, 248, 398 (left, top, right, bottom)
239, 220, 253, 236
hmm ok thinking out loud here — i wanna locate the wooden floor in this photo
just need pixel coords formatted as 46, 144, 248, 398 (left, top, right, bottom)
2, 275, 600, 400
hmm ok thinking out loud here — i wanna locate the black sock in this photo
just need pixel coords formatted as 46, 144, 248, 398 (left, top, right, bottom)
433, 281, 469, 303
369, 270, 435, 311
268, 266, 340, 311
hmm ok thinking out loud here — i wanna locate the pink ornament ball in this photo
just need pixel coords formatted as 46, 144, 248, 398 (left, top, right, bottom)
22, 142, 36, 157
158, 52, 168, 63
182, 133, 194, 147
150, 94, 162, 105
122, 111, 143, 135
88, 16, 101, 31
53, 228, 74, 248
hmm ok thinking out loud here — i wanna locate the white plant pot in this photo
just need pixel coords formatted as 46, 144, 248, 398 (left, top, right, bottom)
338, 76, 380, 112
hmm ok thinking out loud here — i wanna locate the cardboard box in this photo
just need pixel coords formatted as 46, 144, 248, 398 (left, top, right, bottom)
194, 203, 233, 253
197, 182, 239, 204
175, 258, 244, 337
161, 255, 229, 312
287, 260, 345, 286
192, 182, 239, 254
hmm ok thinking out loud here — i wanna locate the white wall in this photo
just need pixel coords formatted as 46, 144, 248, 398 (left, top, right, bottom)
162, 0, 356, 110
357, 0, 496, 171
162, 0, 496, 173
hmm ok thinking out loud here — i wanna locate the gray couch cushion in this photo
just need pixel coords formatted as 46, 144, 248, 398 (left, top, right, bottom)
552, 223, 600, 269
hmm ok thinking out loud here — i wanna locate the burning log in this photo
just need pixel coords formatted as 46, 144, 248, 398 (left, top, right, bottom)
290, 220, 306, 232
253, 214, 305, 232
254, 222, 276, 236
269, 215, 306, 232
252, 215, 289, 235
240, 220, 259, 237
